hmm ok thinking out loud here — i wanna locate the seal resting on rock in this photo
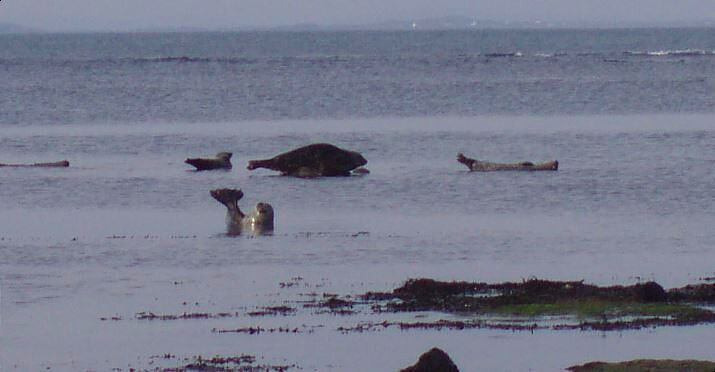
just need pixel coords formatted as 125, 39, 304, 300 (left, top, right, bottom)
0, 160, 69, 168
185, 152, 232, 171
210, 188, 274, 236
400, 347, 460, 372
247, 143, 367, 177
457, 153, 558, 171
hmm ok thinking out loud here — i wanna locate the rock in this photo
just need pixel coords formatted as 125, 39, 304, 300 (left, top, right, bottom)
633, 281, 667, 302
400, 347, 459, 372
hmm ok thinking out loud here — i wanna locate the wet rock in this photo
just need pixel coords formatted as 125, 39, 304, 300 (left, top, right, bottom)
633, 281, 667, 302
668, 283, 715, 302
400, 347, 459, 372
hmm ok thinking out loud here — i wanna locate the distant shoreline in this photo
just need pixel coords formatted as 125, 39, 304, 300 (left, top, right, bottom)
2, 26, 715, 35
2, 17, 714, 34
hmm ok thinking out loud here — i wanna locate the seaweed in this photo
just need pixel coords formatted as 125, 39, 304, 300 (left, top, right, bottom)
163, 354, 296, 372
356, 278, 715, 331
567, 359, 715, 372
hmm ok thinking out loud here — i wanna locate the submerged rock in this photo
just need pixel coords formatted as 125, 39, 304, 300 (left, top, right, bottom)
400, 347, 459, 372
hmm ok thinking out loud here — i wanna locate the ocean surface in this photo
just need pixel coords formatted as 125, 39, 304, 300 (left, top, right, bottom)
2, 28, 715, 124
1, 29, 715, 371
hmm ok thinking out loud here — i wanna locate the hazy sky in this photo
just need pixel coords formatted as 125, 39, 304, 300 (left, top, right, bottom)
1, 0, 714, 31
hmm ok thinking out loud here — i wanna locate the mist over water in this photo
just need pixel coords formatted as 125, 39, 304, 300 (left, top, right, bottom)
1, 30, 715, 370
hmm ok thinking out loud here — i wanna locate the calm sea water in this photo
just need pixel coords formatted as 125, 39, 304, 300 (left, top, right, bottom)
1, 30, 715, 370
1, 29, 715, 125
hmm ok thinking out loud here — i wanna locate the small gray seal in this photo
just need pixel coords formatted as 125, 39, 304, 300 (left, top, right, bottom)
457, 153, 558, 171
185, 152, 232, 171
210, 188, 274, 236
247, 143, 367, 177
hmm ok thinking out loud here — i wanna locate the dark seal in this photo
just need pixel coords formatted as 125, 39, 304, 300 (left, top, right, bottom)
185, 152, 232, 171
210, 188, 274, 236
247, 143, 367, 177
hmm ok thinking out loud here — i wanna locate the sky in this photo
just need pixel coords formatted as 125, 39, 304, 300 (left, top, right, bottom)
1, 0, 714, 31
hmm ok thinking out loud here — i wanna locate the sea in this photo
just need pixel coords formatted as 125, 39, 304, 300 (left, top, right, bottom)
1, 29, 715, 371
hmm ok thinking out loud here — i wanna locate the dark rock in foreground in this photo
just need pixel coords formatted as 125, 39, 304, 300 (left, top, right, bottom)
400, 347, 459, 372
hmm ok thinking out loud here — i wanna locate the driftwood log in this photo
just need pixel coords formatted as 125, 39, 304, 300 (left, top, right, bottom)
457, 153, 557, 171
0, 160, 69, 168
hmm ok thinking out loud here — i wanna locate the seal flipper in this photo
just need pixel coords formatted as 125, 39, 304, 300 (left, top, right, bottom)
292, 167, 322, 178
210, 188, 245, 218
186, 158, 216, 170
247, 159, 272, 171
351, 167, 370, 175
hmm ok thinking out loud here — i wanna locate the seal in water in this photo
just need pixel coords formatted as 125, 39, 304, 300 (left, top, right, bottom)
210, 188, 274, 236
185, 152, 232, 171
0, 160, 69, 168
247, 143, 367, 177
457, 153, 558, 171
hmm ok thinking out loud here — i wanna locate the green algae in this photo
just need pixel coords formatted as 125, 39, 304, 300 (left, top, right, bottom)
484, 300, 710, 319
358, 278, 715, 330
567, 359, 715, 372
